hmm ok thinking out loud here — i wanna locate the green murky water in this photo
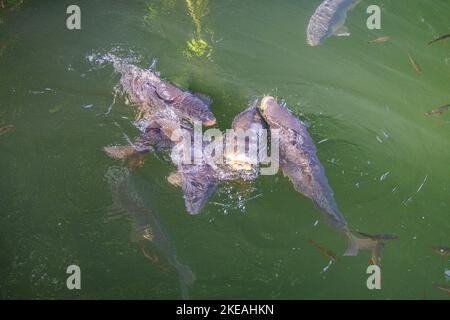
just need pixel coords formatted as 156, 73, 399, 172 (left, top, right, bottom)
0, 0, 449, 299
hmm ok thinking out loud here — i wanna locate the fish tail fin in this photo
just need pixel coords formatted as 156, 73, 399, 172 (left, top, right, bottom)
174, 260, 196, 300
174, 258, 196, 286
343, 232, 378, 257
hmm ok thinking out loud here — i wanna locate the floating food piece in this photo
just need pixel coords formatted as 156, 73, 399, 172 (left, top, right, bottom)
428, 34, 450, 46
368, 36, 390, 44
307, 0, 362, 46
425, 104, 449, 116
408, 53, 422, 75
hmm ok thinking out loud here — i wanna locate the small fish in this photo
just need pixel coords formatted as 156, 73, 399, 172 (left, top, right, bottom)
355, 232, 399, 241
433, 283, 450, 294
408, 53, 422, 75
431, 246, 450, 256
306, 0, 362, 46
428, 34, 450, 46
308, 239, 340, 262
0, 124, 14, 136
368, 36, 390, 44
425, 104, 450, 116
48, 104, 63, 114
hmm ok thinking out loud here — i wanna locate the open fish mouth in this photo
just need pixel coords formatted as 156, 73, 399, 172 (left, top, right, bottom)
203, 118, 217, 127
225, 154, 255, 172
259, 96, 277, 111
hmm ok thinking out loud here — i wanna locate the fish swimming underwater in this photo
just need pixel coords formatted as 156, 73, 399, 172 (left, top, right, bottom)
258, 96, 380, 256
307, 0, 361, 46
431, 246, 450, 256
408, 53, 422, 75
425, 104, 449, 116
105, 166, 195, 299
368, 36, 390, 44
428, 34, 450, 46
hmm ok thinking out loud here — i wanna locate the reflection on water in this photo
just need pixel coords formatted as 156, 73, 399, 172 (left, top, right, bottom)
143, 0, 214, 59
183, 0, 213, 59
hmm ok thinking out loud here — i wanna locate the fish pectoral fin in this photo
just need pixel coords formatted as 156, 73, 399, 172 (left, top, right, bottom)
333, 25, 351, 37
181, 167, 219, 214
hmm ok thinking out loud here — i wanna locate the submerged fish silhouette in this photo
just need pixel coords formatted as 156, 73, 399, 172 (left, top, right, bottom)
428, 34, 450, 45
105, 167, 195, 299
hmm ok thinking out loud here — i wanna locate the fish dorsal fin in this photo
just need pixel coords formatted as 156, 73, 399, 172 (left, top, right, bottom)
149, 58, 158, 71
333, 25, 350, 37
193, 93, 212, 106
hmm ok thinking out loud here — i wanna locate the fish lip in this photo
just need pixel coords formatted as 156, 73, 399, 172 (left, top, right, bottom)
259, 96, 276, 111
306, 39, 319, 47
203, 118, 216, 127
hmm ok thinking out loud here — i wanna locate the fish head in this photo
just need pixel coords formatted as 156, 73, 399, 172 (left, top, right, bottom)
306, 22, 328, 46
224, 104, 267, 173
306, 34, 323, 47
232, 103, 266, 132
182, 96, 217, 127
259, 96, 278, 113
259, 96, 304, 130
259, 96, 282, 127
